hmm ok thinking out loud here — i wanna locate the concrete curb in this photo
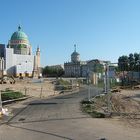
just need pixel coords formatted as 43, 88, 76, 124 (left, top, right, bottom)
2, 96, 29, 105
2, 88, 80, 105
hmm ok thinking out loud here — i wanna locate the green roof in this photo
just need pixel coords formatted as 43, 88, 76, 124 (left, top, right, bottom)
11, 26, 28, 41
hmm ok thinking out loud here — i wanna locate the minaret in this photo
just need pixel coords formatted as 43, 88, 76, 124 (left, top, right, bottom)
36, 46, 40, 68
32, 46, 41, 78
32, 55, 38, 78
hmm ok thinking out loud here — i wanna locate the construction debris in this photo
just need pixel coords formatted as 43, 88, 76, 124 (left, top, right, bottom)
0, 108, 12, 117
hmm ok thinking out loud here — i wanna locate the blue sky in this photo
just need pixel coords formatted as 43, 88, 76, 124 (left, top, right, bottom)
0, 0, 140, 66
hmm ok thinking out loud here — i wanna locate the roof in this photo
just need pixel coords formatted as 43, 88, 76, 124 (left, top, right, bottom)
71, 44, 80, 56
11, 26, 28, 41
71, 51, 80, 56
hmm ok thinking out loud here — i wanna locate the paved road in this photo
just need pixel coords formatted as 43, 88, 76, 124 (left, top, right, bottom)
0, 87, 140, 140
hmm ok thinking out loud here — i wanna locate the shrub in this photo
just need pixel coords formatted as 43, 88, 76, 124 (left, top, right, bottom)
55, 79, 72, 90
1, 90, 25, 101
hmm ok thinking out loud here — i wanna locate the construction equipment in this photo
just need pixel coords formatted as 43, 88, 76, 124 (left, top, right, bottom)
0, 75, 15, 84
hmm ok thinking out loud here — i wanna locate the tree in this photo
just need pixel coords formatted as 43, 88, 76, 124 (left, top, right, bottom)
118, 55, 129, 71
42, 66, 64, 77
128, 53, 135, 71
134, 53, 140, 71
118, 55, 129, 86
118, 53, 140, 86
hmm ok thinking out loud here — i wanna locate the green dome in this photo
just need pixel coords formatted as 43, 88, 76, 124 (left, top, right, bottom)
11, 26, 28, 41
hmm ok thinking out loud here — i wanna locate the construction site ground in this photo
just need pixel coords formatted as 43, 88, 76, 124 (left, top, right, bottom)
0, 78, 59, 98
0, 80, 140, 131
92, 87, 140, 129
0, 84, 140, 140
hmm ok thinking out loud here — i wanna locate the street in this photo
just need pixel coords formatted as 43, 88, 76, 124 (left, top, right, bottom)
0, 87, 140, 140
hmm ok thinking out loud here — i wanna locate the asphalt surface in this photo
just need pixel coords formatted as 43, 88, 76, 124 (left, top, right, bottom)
0, 87, 140, 140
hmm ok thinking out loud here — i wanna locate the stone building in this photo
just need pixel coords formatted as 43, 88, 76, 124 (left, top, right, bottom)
64, 47, 110, 84
64, 45, 87, 77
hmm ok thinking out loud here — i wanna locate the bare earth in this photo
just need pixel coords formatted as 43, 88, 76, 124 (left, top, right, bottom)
0, 79, 59, 98
112, 89, 140, 129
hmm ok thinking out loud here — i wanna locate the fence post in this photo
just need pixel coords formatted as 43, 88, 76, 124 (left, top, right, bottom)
40, 86, 43, 98
24, 87, 27, 96
0, 90, 2, 116
71, 80, 73, 92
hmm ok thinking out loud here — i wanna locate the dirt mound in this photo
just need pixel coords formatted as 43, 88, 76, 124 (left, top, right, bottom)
111, 93, 140, 114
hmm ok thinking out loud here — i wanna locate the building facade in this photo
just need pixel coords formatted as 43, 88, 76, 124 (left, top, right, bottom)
0, 26, 41, 78
64, 46, 110, 84
64, 45, 87, 77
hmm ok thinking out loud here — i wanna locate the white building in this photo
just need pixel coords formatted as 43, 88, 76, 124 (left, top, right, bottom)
0, 26, 41, 78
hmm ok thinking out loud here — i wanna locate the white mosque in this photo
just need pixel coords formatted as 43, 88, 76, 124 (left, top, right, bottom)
0, 25, 41, 78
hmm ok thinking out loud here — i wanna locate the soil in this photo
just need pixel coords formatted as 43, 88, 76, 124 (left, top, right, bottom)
111, 89, 140, 128
90, 89, 140, 129
0, 78, 59, 98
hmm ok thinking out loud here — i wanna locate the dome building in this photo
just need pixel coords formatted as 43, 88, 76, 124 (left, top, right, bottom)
71, 45, 80, 63
0, 25, 41, 78
64, 45, 87, 77
8, 26, 31, 55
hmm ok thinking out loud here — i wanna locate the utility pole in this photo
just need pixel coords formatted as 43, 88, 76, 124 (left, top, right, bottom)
106, 64, 110, 94
104, 63, 111, 113
0, 58, 4, 115
104, 69, 107, 94
104, 63, 109, 93
87, 68, 91, 101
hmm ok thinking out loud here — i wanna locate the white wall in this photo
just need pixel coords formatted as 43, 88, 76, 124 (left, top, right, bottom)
16, 61, 33, 74
14, 54, 34, 75
5, 48, 34, 76
5, 48, 14, 75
